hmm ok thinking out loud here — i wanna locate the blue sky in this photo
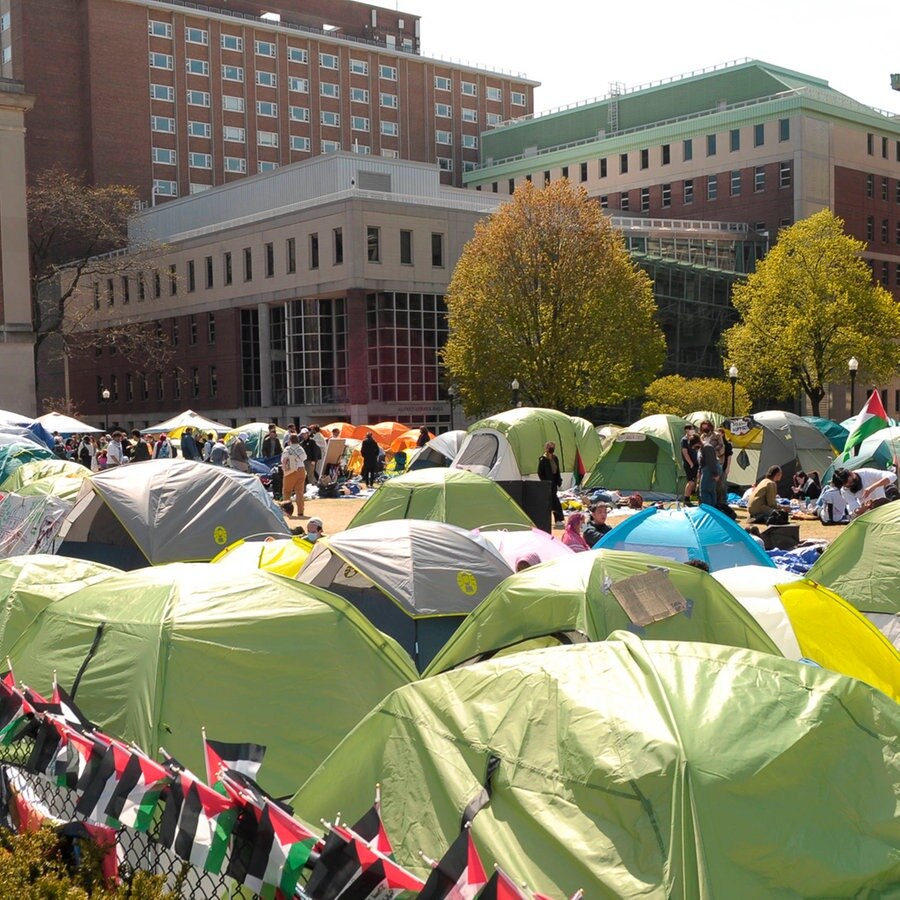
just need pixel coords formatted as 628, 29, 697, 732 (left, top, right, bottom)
395, 0, 899, 117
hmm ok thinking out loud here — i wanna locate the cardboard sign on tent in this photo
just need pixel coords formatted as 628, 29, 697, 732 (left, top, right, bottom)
56, 459, 288, 568
424, 549, 779, 677
1, 561, 417, 797
348, 468, 532, 532
581, 414, 689, 500
297, 519, 513, 671
293, 636, 900, 897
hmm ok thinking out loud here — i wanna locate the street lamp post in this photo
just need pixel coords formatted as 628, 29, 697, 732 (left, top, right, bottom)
447, 386, 455, 431
101, 388, 110, 433
511, 378, 520, 409
728, 365, 738, 418
848, 356, 859, 416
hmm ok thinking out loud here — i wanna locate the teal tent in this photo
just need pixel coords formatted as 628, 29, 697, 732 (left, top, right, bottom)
293, 636, 900, 897
803, 416, 849, 454
582, 414, 689, 499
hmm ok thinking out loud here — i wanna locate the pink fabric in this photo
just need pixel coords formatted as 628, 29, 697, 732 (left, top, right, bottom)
475, 527, 574, 568
562, 512, 591, 552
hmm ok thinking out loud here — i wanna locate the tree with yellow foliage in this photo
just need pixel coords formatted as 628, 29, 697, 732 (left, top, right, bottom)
723, 210, 900, 415
443, 180, 665, 415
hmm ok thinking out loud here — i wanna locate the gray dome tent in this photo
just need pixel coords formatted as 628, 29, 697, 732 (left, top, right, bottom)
56, 459, 289, 568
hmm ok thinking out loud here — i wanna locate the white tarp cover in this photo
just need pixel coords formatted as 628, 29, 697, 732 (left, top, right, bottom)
298, 519, 513, 616
56, 459, 288, 565
0, 493, 71, 558
36, 412, 103, 435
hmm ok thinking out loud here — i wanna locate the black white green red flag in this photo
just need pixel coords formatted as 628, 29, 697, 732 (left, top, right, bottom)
418, 827, 488, 900
104, 743, 169, 832
203, 734, 266, 785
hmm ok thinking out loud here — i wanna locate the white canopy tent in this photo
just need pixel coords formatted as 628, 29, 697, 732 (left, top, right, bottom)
36, 412, 102, 435
143, 409, 230, 437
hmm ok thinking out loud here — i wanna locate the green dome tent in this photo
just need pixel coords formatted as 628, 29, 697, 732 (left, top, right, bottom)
1, 562, 417, 796
582, 414, 689, 499
803, 416, 849, 454
452, 407, 584, 489
293, 637, 900, 897
0, 458, 91, 501
569, 415, 602, 477
348, 468, 532, 531
424, 549, 779, 676
685, 410, 725, 428
808, 503, 900, 643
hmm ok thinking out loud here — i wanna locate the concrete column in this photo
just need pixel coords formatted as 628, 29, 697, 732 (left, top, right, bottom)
0, 80, 37, 415
257, 301, 272, 408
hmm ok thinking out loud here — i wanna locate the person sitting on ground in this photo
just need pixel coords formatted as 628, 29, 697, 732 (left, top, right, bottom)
305, 517, 325, 543
835, 466, 898, 516
818, 481, 850, 525
582, 502, 612, 547
747, 465, 782, 523
515, 552, 541, 572
802, 470, 822, 501
562, 511, 591, 552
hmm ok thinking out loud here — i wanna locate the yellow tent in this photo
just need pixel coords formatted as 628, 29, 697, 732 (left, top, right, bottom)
211, 536, 315, 577
715, 566, 900, 702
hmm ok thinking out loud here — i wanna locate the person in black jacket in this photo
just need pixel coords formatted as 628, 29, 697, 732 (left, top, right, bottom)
537, 441, 564, 526
131, 430, 151, 462
261, 425, 283, 459
360, 432, 381, 488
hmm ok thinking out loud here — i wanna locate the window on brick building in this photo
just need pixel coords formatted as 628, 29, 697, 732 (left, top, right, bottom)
620, 191, 629, 211
367, 227, 380, 263
707, 175, 717, 201
243, 247, 253, 281
683, 139, 693, 161
431, 233, 444, 267
867, 174, 875, 198
310, 233, 319, 269
600, 195, 608, 209
286, 238, 296, 274
882, 178, 889, 201
866, 216, 874, 241
169, 264, 177, 295
684, 180, 693, 204
599, 158, 607, 178
205, 256, 213, 289
754, 123, 764, 147
867, 133, 874, 155
580, 162, 588, 181
620, 153, 628, 174
661, 184, 671, 208
730, 171, 741, 196
882, 219, 889, 243
779, 162, 792, 189
729, 129, 740, 152
779, 119, 790, 141
333, 228, 343, 265
661, 144, 670, 165
561, 166, 569, 179
224, 252, 232, 285
209, 366, 218, 398
208, 313, 216, 344
191, 367, 200, 399
265, 242, 275, 277
754, 167, 765, 193
400, 230, 413, 265
187, 260, 195, 292
173, 370, 181, 401
881, 262, 889, 286
640, 148, 649, 170
883, 136, 889, 158
121, 276, 130, 305
706, 134, 716, 156
189, 315, 198, 345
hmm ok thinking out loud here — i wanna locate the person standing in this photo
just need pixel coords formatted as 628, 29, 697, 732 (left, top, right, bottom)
131, 429, 151, 462
299, 428, 319, 486
230, 433, 251, 473
311, 425, 328, 481
202, 432, 216, 462
537, 441, 564, 527
416, 426, 430, 448
695, 434, 720, 508
180, 426, 201, 461
281, 433, 308, 517
715, 426, 733, 509
106, 431, 125, 467
680, 424, 697, 506
78, 434, 94, 470
208, 435, 229, 466
261, 425, 282, 460
153, 433, 174, 459
360, 431, 380, 488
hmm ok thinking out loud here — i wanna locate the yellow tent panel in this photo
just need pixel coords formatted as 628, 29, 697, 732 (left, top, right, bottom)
211, 536, 314, 577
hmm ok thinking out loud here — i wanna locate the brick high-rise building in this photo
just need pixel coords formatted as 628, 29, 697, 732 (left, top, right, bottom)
0, 0, 537, 199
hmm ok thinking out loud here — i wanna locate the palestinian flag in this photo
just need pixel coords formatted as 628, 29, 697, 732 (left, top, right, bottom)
353, 802, 394, 857
572, 449, 587, 487
304, 821, 423, 900
0, 679, 33, 745
158, 771, 236, 873
104, 744, 169, 832
52, 683, 94, 730
476, 868, 530, 900
75, 739, 122, 825
419, 828, 488, 900
24, 714, 69, 782
843, 389, 889, 459
203, 736, 266, 785
240, 802, 318, 899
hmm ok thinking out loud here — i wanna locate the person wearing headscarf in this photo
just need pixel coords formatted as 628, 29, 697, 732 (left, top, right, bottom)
230, 432, 251, 473
562, 511, 591, 552
515, 551, 541, 572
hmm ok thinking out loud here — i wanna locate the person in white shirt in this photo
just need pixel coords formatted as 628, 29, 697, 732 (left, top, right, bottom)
106, 432, 125, 467
818, 485, 849, 525
834, 466, 897, 516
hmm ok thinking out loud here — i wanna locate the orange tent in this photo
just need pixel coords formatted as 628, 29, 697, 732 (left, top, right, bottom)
390, 428, 435, 453
323, 422, 356, 438
352, 421, 410, 447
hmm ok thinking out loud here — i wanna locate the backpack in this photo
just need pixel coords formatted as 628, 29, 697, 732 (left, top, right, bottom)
765, 508, 789, 526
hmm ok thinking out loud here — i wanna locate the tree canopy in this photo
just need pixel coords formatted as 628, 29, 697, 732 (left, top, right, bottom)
443, 179, 665, 416
28, 167, 172, 373
722, 209, 900, 415
641, 375, 751, 418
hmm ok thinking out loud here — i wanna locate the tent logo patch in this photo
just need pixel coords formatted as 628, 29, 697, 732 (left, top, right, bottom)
457, 571, 478, 595
213, 526, 228, 545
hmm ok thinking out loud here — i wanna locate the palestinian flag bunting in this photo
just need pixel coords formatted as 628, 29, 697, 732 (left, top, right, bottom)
477, 868, 530, 900
419, 828, 488, 900
843, 389, 889, 459
104, 744, 169, 832
203, 736, 266, 785
158, 771, 237, 873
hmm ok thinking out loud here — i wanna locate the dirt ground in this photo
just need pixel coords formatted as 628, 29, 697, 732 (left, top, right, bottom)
285, 494, 841, 545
